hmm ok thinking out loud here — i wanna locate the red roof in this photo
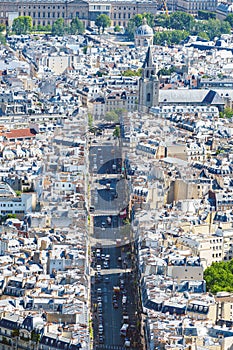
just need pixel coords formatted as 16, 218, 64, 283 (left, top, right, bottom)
3, 128, 37, 140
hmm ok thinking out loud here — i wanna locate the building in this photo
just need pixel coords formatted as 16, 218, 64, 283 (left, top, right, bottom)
0, 0, 157, 28
134, 18, 154, 48
176, 0, 217, 14
138, 46, 159, 113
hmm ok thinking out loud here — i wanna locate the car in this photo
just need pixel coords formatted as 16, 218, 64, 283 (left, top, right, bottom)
112, 294, 117, 301
96, 264, 101, 272
99, 325, 104, 335
101, 254, 105, 260
113, 301, 118, 309
90, 206, 95, 212
105, 254, 110, 261
101, 221, 106, 228
104, 276, 110, 283
103, 261, 109, 269
97, 296, 102, 303
96, 249, 101, 259
99, 335, 104, 344
97, 288, 102, 296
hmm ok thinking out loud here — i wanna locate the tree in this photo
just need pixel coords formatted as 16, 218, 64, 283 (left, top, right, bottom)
194, 19, 231, 40
69, 17, 85, 34
204, 261, 233, 293
197, 31, 210, 40
169, 11, 194, 31
114, 108, 127, 119
122, 68, 142, 77
12, 16, 32, 35
113, 126, 120, 138
225, 13, 233, 28
219, 107, 233, 119
95, 14, 111, 34
0, 34, 6, 45
114, 25, 121, 33
52, 18, 66, 36
105, 111, 119, 122
198, 10, 216, 20
0, 24, 6, 33
88, 113, 93, 128
154, 29, 188, 45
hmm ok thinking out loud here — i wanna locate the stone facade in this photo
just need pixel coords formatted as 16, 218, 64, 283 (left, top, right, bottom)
138, 46, 159, 113
0, 0, 157, 27
176, 0, 217, 14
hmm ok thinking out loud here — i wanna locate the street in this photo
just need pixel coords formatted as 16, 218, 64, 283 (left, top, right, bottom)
89, 139, 140, 350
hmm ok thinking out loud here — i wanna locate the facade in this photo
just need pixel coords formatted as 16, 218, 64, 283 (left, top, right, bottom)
138, 46, 159, 113
176, 0, 217, 14
0, 0, 157, 28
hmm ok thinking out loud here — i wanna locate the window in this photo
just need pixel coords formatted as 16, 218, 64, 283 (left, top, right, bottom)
147, 93, 151, 102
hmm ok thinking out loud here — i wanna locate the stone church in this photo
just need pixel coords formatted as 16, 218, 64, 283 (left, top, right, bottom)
138, 46, 160, 113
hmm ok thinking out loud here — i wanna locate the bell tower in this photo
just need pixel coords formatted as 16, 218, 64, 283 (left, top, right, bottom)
138, 46, 159, 113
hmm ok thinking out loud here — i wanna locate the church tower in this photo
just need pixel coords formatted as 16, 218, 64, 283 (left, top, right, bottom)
138, 46, 159, 113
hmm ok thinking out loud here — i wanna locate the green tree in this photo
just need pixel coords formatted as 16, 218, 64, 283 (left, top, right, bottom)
225, 13, 233, 27
0, 24, 6, 33
12, 16, 32, 35
126, 19, 136, 39
105, 111, 119, 123
144, 13, 155, 27
69, 17, 85, 34
204, 261, 233, 293
114, 25, 121, 33
0, 34, 6, 45
195, 19, 231, 40
169, 11, 194, 30
95, 14, 111, 34
219, 107, 233, 119
88, 113, 93, 128
154, 29, 188, 45
113, 125, 120, 138
154, 14, 170, 28
197, 31, 210, 40
122, 68, 142, 77
114, 108, 127, 119
198, 10, 216, 20
52, 18, 66, 36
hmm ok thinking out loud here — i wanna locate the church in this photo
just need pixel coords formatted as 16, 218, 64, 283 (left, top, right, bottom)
138, 46, 225, 113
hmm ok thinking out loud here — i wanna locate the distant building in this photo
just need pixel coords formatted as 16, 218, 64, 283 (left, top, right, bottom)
134, 18, 154, 48
138, 46, 159, 113
176, 0, 217, 14
0, 0, 157, 28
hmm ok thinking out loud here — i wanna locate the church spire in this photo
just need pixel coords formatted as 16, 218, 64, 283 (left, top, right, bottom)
142, 46, 153, 69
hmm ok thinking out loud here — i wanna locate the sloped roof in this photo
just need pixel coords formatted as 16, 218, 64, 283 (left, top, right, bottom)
3, 128, 37, 140
159, 90, 224, 105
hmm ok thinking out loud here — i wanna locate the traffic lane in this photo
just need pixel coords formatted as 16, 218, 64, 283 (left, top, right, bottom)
92, 225, 131, 248
92, 245, 123, 270
94, 215, 123, 229
89, 146, 121, 174
102, 273, 124, 346
91, 180, 130, 212
92, 272, 125, 348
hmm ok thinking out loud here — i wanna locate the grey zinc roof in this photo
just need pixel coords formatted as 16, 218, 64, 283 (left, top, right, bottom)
159, 89, 224, 105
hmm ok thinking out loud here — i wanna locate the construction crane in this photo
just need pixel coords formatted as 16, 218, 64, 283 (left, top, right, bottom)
162, 0, 169, 15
